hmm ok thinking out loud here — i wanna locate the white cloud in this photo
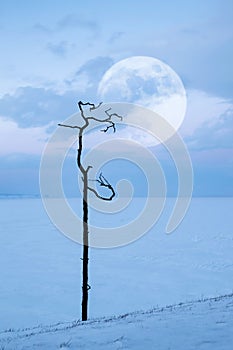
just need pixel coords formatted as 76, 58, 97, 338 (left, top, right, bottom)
179, 89, 232, 137
0, 117, 49, 155
83, 89, 233, 150
1, 87, 232, 157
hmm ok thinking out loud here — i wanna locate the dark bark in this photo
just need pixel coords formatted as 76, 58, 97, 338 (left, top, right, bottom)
82, 170, 89, 321
58, 101, 122, 321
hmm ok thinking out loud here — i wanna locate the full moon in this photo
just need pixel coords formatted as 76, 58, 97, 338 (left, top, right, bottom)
98, 56, 187, 133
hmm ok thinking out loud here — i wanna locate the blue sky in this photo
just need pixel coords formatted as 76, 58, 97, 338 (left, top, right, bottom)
0, 0, 232, 196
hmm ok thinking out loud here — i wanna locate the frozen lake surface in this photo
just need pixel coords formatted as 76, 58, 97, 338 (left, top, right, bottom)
0, 197, 232, 331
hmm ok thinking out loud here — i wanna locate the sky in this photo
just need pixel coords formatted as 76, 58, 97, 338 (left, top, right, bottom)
0, 0, 232, 196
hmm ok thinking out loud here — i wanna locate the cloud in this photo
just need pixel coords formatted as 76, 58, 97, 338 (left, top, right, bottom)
179, 90, 232, 137
124, 14, 233, 98
0, 86, 79, 128
71, 56, 114, 85
186, 107, 233, 150
33, 23, 51, 34
108, 32, 125, 44
33, 14, 99, 36
65, 56, 114, 98
1, 49, 232, 166
0, 56, 114, 128
1, 83, 232, 155
57, 14, 99, 33
0, 117, 49, 155
83, 88, 232, 151
46, 41, 70, 57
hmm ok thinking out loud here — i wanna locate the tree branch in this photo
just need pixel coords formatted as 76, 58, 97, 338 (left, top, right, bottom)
58, 101, 122, 200
77, 101, 123, 134
58, 123, 81, 129
90, 107, 123, 133
87, 172, 115, 201
101, 120, 116, 133
78, 101, 103, 120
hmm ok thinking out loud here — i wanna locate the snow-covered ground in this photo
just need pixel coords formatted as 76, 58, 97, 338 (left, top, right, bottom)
1, 294, 233, 349
0, 197, 232, 347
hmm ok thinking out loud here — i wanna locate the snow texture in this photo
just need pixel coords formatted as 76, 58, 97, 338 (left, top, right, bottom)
0, 197, 232, 348
0, 294, 233, 349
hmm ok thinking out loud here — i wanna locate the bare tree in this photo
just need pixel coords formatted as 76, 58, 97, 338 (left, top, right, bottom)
58, 101, 122, 321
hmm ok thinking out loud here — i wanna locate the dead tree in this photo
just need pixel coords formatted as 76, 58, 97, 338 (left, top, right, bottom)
58, 101, 122, 321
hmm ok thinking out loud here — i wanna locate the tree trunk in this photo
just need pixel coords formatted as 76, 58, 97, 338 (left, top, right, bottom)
82, 170, 89, 321
58, 102, 119, 322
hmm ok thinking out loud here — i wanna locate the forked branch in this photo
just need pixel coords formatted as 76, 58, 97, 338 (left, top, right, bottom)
58, 101, 122, 199
78, 101, 122, 134
87, 172, 115, 201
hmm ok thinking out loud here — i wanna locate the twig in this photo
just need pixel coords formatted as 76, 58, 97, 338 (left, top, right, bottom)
87, 173, 115, 201
58, 123, 81, 129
